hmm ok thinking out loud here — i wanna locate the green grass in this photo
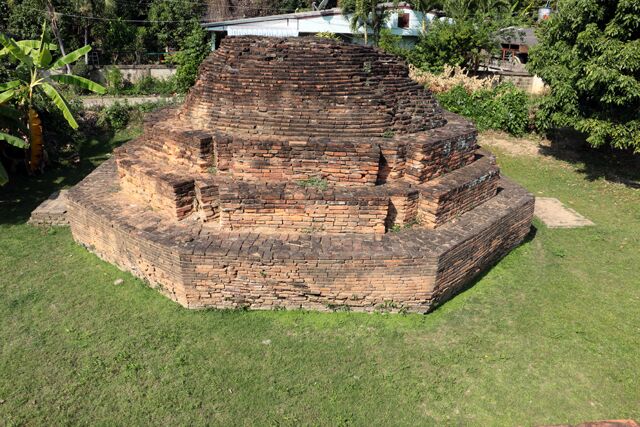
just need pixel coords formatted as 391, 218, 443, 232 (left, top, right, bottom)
1, 134, 639, 426
297, 177, 329, 190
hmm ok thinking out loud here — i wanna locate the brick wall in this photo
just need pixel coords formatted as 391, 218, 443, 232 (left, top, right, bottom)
180, 37, 446, 137
66, 36, 535, 313
214, 133, 380, 185
116, 155, 196, 220
417, 154, 500, 228
68, 161, 534, 313
218, 181, 388, 234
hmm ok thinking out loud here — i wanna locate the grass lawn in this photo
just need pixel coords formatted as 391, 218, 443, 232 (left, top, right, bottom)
1, 130, 639, 426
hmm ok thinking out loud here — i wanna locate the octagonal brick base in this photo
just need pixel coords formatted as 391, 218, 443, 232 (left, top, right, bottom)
67, 159, 534, 313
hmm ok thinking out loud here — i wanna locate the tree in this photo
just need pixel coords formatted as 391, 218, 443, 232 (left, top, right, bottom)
0, 23, 106, 176
148, 0, 204, 53
405, 0, 530, 73
410, 16, 498, 73
409, 0, 443, 32
527, 0, 640, 152
0, 104, 29, 185
172, 22, 209, 93
73, 0, 115, 64
4, 0, 44, 41
340, 0, 398, 45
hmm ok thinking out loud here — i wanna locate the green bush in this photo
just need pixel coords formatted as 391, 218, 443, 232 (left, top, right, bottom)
128, 75, 176, 95
71, 61, 90, 79
172, 23, 209, 93
409, 18, 498, 73
105, 67, 124, 94
98, 101, 130, 131
437, 83, 530, 136
527, 0, 640, 152
378, 29, 410, 59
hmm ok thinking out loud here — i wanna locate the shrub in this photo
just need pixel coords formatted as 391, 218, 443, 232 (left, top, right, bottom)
410, 18, 497, 73
410, 64, 498, 93
378, 29, 411, 59
172, 23, 209, 93
437, 83, 530, 136
105, 67, 124, 94
98, 101, 130, 131
527, 0, 640, 152
71, 61, 90, 79
129, 75, 176, 95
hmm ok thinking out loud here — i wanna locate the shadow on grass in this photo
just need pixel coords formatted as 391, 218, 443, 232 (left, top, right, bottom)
429, 225, 538, 314
0, 128, 136, 225
540, 128, 640, 189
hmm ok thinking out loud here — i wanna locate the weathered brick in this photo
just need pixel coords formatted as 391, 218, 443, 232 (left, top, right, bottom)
67, 36, 534, 313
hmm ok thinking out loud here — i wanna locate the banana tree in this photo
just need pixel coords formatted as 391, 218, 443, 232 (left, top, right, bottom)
0, 105, 29, 185
0, 23, 106, 176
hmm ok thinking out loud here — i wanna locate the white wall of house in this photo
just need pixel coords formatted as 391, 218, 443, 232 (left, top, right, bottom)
204, 7, 445, 46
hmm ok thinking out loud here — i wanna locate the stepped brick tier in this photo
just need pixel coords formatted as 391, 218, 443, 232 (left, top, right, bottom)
68, 37, 534, 313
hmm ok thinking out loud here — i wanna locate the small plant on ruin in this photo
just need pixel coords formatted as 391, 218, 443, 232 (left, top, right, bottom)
297, 177, 328, 191
316, 32, 341, 41
375, 300, 400, 313
389, 220, 419, 232
382, 129, 395, 138
207, 166, 217, 174
326, 303, 351, 312
390, 224, 402, 233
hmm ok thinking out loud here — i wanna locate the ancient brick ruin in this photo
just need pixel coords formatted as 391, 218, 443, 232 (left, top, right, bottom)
68, 37, 534, 313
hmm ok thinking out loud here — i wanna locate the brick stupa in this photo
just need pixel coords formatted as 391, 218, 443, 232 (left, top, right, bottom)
68, 37, 534, 313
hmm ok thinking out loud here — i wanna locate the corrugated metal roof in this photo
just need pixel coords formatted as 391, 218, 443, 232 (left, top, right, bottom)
202, 3, 417, 29
202, 8, 342, 28
227, 28, 299, 37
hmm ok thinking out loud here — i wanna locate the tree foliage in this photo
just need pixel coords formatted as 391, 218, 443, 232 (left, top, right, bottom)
0, 23, 105, 180
172, 23, 209, 93
340, 0, 398, 45
437, 83, 530, 136
528, 0, 640, 152
410, 18, 499, 73
397, 0, 530, 73
148, 0, 203, 52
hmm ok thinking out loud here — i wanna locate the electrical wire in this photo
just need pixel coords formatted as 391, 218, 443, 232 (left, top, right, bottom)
21, 2, 320, 23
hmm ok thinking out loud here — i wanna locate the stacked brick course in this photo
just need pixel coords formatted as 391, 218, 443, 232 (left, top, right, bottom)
68, 36, 534, 312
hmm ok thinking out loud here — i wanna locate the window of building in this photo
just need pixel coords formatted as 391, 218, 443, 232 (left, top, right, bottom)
397, 13, 410, 28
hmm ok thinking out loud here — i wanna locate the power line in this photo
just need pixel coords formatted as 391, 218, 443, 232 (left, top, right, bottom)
20, 1, 327, 25
118, 0, 316, 14
25, 6, 206, 22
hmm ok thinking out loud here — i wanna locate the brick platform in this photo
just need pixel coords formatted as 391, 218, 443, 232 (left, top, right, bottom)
67, 37, 534, 313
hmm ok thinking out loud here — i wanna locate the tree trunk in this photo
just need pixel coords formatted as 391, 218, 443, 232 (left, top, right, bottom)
84, 25, 89, 64
46, 0, 72, 74
28, 108, 44, 173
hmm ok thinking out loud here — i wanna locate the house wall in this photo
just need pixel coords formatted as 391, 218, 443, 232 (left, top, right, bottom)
205, 8, 449, 45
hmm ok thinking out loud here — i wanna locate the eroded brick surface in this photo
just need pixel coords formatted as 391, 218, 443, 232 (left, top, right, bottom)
67, 36, 534, 312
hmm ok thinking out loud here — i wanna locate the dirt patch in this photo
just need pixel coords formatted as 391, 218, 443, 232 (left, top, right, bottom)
534, 197, 594, 228
478, 131, 548, 157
